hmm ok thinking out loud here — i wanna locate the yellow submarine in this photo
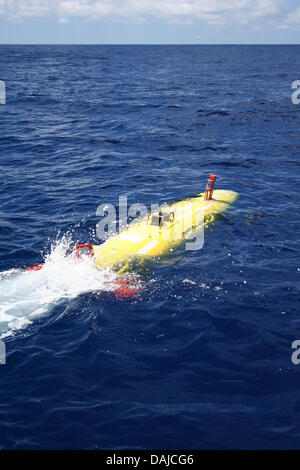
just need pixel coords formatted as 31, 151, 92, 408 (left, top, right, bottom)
75, 175, 239, 273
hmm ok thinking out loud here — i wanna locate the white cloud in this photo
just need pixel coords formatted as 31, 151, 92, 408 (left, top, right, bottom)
280, 6, 300, 30
57, 0, 284, 24
4, 0, 50, 20
0, 0, 292, 28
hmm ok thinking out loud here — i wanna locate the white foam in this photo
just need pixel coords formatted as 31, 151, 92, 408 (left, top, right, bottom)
0, 237, 118, 339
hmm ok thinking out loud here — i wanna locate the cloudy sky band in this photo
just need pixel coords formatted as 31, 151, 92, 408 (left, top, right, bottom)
0, 0, 299, 43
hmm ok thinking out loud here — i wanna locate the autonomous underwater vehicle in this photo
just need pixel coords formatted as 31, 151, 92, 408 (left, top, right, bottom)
28, 174, 239, 277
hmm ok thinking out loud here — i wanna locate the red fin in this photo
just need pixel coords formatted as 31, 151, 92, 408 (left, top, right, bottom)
26, 264, 43, 271
105, 276, 143, 299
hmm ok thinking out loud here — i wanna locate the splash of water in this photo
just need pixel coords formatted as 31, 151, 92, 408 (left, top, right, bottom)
0, 237, 120, 339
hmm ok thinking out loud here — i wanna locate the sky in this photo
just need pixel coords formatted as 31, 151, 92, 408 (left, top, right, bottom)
0, 0, 299, 44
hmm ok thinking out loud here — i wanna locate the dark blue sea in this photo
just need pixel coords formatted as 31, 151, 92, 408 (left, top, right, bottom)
0, 45, 299, 450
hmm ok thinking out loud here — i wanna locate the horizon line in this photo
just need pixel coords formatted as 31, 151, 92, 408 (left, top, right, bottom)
0, 43, 299, 46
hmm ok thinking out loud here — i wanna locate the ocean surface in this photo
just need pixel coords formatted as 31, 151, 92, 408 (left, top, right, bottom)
0, 45, 299, 450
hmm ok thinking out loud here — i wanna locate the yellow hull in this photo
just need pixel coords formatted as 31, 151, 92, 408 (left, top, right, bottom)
92, 189, 239, 273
